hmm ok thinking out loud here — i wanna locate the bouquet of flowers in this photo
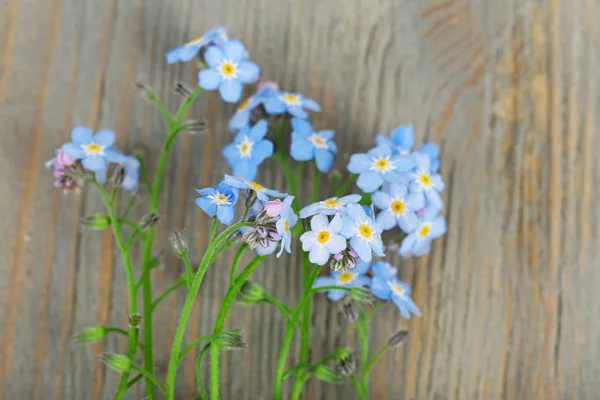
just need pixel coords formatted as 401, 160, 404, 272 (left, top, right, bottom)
49, 26, 447, 400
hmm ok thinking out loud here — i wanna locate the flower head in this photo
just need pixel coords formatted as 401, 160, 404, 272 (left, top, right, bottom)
165, 26, 228, 64
222, 120, 273, 180
340, 204, 385, 262
399, 207, 446, 258
347, 144, 415, 193
327, 245, 359, 272
62, 126, 124, 172
370, 261, 421, 319
372, 183, 424, 232
241, 204, 282, 256
261, 90, 321, 119
375, 124, 440, 171
408, 153, 445, 210
299, 194, 362, 219
198, 39, 260, 103
275, 196, 298, 257
46, 148, 83, 192
223, 174, 286, 202
299, 213, 347, 265
195, 182, 240, 225
312, 259, 371, 301
289, 118, 337, 172
228, 83, 280, 132
119, 155, 140, 191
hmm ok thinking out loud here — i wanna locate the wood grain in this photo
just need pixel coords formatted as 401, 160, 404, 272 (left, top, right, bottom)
1, 0, 599, 398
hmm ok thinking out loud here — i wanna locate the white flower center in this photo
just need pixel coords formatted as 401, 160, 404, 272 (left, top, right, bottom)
279, 93, 301, 106
417, 172, 432, 188
321, 198, 340, 209
388, 281, 404, 296
309, 133, 328, 149
337, 272, 355, 284
186, 36, 204, 46
218, 59, 238, 80
211, 193, 230, 205
237, 137, 254, 158
83, 143, 105, 156
370, 156, 396, 173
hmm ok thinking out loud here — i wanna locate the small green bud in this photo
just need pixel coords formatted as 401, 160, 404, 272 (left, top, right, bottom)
213, 329, 247, 350
312, 365, 340, 384
74, 325, 107, 343
332, 347, 353, 361
349, 288, 374, 304
128, 313, 142, 328
149, 254, 163, 269
388, 330, 410, 348
135, 82, 156, 101
236, 281, 265, 305
169, 230, 188, 257
334, 352, 356, 377
81, 214, 111, 230
138, 212, 160, 231
99, 353, 132, 372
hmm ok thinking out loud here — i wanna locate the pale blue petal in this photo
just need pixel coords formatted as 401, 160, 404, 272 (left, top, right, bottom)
402, 295, 422, 317
288, 106, 307, 119
357, 171, 384, 193
196, 187, 216, 196
393, 296, 411, 319
353, 276, 372, 288
388, 183, 408, 199
350, 238, 372, 262
203, 46, 224, 68
384, 170, 409, 184
353, 260, 371, 275
370, 276, 392, 300
326, 234, 347, 254
264, 188, 287, 198
339, 194, 362, 204
229, 110, 250, 132
371, 191, 391, 210
399, 234, 417, 257
340, 217, 357, 238
290, 138, 314, 161
327, 290, 347, 302
291, 117, 313, 135
328, 214, 343, 233
94, 130, 115, 147
232, 160, 258, 181
223, 39, 246, 61
309, 245, 330, 265
313, 276, 336, 289
105, 147, 125, 163
302, 97, 321, 111
391, 155, 416, 172
347, 153, 370, 173
196, 197, 217, 217
219, 80, 243, 103
299, 203, 320, 219
405, 192, 425, 210
371, 261, 397, 279
222, 143, 240, 166
315, 149, 334, 172
256, 241, 278, 256
398, 212, 418, 233
252, 140, 273, 164
414, 153, 431, 172
370, 236, 385, 257
425, 189, 444, 210
311, 213, 329, 231
71, 126, 94, 144
390, 125, 414, 150
431, 174, 445, 191
262, 97, 286, 114
375, 135, 394, 149
82, 155, 107, 172
318, 130, 335, 140
198, 69, 221, 90
376, 209, 397, 231
249, 120, 269, 141
216, 205, 235, 225
95, 170, 107, 184
417, 142, 440, 159
237, 61, 260, 83
367, 145, 392, 159
62, 143, 85, 159
430, 216, 447, 238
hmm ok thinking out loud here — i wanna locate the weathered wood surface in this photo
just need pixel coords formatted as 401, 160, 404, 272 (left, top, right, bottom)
1, 0, 599, 398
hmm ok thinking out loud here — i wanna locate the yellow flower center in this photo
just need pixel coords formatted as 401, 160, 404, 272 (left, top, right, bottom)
391, 200, 405, 214
418, 224, 431, 237
317, 231, 330, 243
186, 36, 204, 46
219, 61, 237, 78
375, 158, 389, 170
249, 182, 264, 191
419, 173, 432, 187
238, 98, 251, 111
338, 272, 354, 284
213, 193, 229, 205
323, 199, 339, 208
284, 220, 289, 233
84, 143, 103, 155
390, 282, 404, 296
309, 134, 327, 149
359, 224, 372, 238
280, 93, 301, 105
237, 137, 253, 158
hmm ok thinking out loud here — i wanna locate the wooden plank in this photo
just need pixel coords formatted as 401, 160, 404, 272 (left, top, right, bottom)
1, 0, 600, 398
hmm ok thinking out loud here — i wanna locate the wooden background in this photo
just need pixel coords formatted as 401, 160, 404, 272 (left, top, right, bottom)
1, 0, 598, 398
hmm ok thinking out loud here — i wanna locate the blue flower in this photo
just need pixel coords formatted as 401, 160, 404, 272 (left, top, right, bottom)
370, 261, 421, 319
222, 120, 273, 180
195, 182, 240, 225
340, 204, 385, 262
312, 259, 372, 301
62, 126, 124, 172
261, 90, 321, 119
228, 84, 279, 132
289, 118, 337, 172
407, 153, 445, 210
399, 207, 446, 258
299, 213, 347, 265
165, 26, 228, 64
299, 194, 362, 219
372, 183, 424, 232
198, 39, 260, 103
223, 174, 286, 202
347, 144, 415, 193
375, 124, 440, 172
120, 155, 140, 191
275, 196, 299, 257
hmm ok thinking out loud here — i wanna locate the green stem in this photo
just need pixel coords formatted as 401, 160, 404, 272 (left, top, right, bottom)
165, 221, 252, 400
179, 335, 214, 361
356, 309, 369, 396
151, 280, 186, 311
363, 344, 390, 378
94, 181, 138, 400
196, 343, 211, 400
130, 364, 166, 394
125, 227, 142, 250
264, 294, 293, 320
334, 174, 357, 198
209, 255, 266, 400
310, 285, 353, 295
350, 374, 366, 400
229, 243, 248, 283
273, 264, 323, 400
104, 327, 145, 353
181, 251, 194, 284
209, 218, 218, 241
365, 302, 384, 321
126, 373, 143, 389
290, 372, 310, 400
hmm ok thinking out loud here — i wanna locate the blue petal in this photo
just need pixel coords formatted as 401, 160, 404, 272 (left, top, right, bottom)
371, 190, 391, 210
216, 205, 235, 225
353, 276, 372, 288
233, 160, 258, 181
371, 261, 397, 279
375, 135, 394, 150
82, 155, 107, 172
219, 79, 243, 103
357, 171, 384, 193
290, 137, 314, 161
95, 170, 107, 184
229, 110, 250, 132
237, 61, 260, 83
299, 203, 320, 219
430, 216, 447, 238
402, 295, 422, 317
196, 196, 217, 217
62, 143, 85, 159
405, 192, 425, 210
309, 245, 330, 265
376, 209, 397, 231
318, 130, 335, 140
313, 276, 336, 289
222, 143, 240, 166
399, 233, 417, 257
196, 187, 216, 196
347, 153, 371, 174
252, 140, 273, 164
165, 47, 182, 64
198, 69, 221, 90
121, 175, 139, 191
248, 120, 269, 141
353, 260, 371, 276
390, 125, 415, 151
350, 238, 372, 262
302, 97, 321, 111
414, 153, 431, 172
203, 46, 224, 68
417, 142, 440, 159
345, 203, 367, 222
327, 290, 348, 302
397, 212, 418, 233
105, 147, 125, 163
223, 39, 246, 61
256, 241, 278, 256
370, 236, 385, 257
391, 155, 416, 172
393, 296, 411, 319
291, 117, 313, 135
431, 174, 445, 191
288, 106, 308, 119
315, 149, 334, 172
222, 175, 248, 189
370, 276, 392, 300
367, 145, 393, 159
94, 129, 115, 146
71, 126, 94, 144
339, 194, 362, 204
388, 183, 408, 199
425, 189, 444, 210
262, 97, 286, 114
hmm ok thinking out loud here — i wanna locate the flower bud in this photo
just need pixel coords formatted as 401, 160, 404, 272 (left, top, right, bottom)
264, 200, 283, 217
128, 313, 142, 328
312, 365, 340, 384
174, 82, 193, 97
388, 330, 410, 348
149, 254, 163, 269
169, 230, 188, 257
135, 82, 156, 101
349, 288, 374, 304
245, 190, 257, 210
110, 164, 126, 186
81, 214, 111, 231
181, 119, 208, 135
99, 353, 132, 372
236, 281, 265, 305
213, 329, 247, 350
333, 346, 353, 360
341, 302, 358, 323
138, 212, 160, 231
74, 325, 107, 343
334, 352, 356, 376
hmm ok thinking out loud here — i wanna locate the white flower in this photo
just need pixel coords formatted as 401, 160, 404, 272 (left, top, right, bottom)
299, 213, 347, 265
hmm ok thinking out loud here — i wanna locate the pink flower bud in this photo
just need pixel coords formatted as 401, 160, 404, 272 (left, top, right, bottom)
416, 207, 427, 216
56, 149, 76, 167
264, 200, 283, 217
347, 246, 358, 258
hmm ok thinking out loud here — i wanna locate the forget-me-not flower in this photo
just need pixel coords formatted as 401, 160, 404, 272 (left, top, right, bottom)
198, 39, 260, 103
370, 261, 421, 319
372, 183, 424, 232
228, 83, 279, 132
275, 196, 298, 257
195, 182, 240, 225
261, 90, 321, 119
223, 174, 286, 202
120, 155, 141, 191
222, 120, 273, 180
300, 213, 347, 265
408, 153, 445, 210
299, 194, 362, 219
375, 124, 441, 172
399, 207, 446, 258
340, 204, 385, 263
347, 144, 414, 193
312, 259, 372, 301
289, 118, 337, 172
62, 126, 124, 172
165, 26, 228, 64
